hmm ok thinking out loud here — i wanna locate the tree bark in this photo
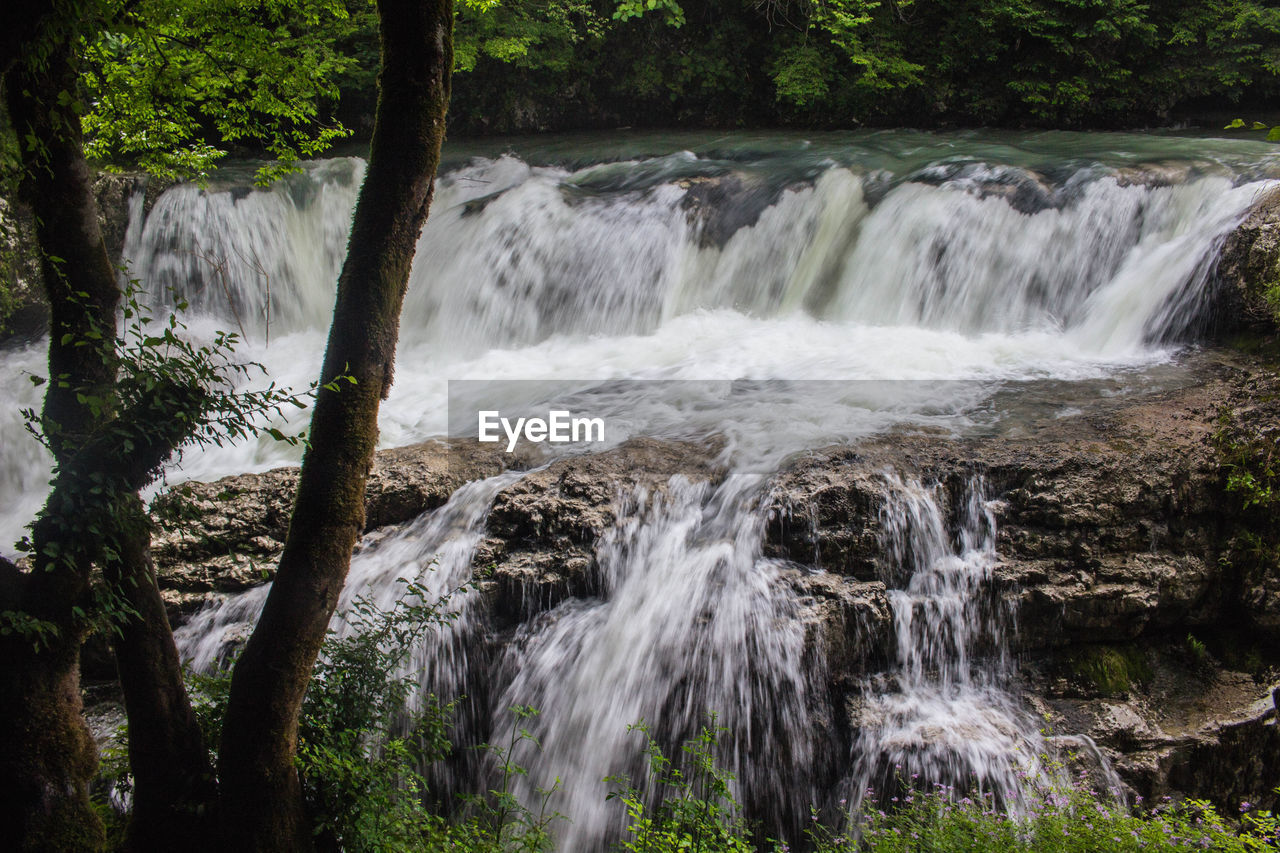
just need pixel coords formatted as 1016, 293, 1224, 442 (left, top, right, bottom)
1, 10, 215, 848
217, 0, 453, 847
106, 497, 220, 853
0, 1, 55, 78
0, 24, 120, 851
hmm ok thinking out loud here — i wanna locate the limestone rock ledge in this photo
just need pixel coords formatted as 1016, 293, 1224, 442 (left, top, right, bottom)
151, 439, 530, 611
153, 355, 1280, 813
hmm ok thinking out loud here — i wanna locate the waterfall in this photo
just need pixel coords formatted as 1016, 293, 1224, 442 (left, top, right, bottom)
849, 474, 1048, 807
3, 131, 1279, 846
491, 474, 816, 849
126, 158, 366, 338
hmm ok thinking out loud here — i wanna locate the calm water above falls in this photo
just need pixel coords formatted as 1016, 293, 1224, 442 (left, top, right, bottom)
5, 130, 1279, 847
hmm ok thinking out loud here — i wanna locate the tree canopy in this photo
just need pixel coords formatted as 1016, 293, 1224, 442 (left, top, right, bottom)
444, 0, 1280, 132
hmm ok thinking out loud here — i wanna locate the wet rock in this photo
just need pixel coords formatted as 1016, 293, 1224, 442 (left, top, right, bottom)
760, 361, 1280, 811
765, 365, 1244, 648
0, 195, 47, 344
92, 173, 147, 262
785, 569, 893, 685
2, 171, 175, 345
152, 438, 526, 612
1215, 184, 1280, 334
475, 437, 722, 625
680, 174, 796, 249
153, 353, 1280, 813
906, 163, 1058, 214
764, 453, 888, 582
1110, 162, 1206, 189
1031, 643, 1279, 810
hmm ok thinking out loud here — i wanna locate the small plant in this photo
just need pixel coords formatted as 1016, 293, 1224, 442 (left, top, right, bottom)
295, 577, 468, 853
1063, 645, 1152, 696
809, 777, 1280, 853
182, 576, 466, 853
453, 705, 564, 853
1185, 633, 1209, 664
607, 716, 757, 853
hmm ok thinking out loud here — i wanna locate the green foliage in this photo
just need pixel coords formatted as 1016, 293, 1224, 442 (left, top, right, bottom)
184, 580, 567, 852
1213, 405, 1280, 570
614, 0, 686, 27
1225, 118, 1280, 142
607, 717, 757, 853
1185, 632, 1209, 664
0, 102, 35, 338
1216, 408, 1280, 513
455, 0, 606, 74
183, 579, 462, 852
809, 781, 1280, 852
597, 719, 1280, 853
20, 284, 315, 499
771, 45, 832, 107
445, 0, 1280, 131
12, 282, 318, 643
1061, 644, 1152, 696
81, 0, 358, 183
0, 608, 63, 651
296, 579, 462, 852
453, 705, 563, 852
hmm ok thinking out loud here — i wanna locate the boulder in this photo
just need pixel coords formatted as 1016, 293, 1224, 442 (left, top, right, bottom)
1215, 184, 1280, 335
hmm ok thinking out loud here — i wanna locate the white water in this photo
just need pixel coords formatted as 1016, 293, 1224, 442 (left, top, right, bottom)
492, 474, 815, 848
849, 475, 1047, 807
5, 131, 1280, 845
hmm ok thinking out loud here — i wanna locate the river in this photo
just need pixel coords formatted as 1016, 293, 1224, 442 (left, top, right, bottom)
3, 129, 1277, 847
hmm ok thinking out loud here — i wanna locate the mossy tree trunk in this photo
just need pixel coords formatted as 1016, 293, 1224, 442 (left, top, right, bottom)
105, 498, 220, 852
0, 20, 119, 850
1, 4, 217, 848
216, 0, 453, 848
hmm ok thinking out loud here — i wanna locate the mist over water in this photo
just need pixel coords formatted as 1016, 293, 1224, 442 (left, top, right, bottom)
6, 130, 1280, 846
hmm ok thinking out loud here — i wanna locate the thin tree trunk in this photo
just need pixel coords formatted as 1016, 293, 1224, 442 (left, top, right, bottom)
217, 0, 453, 847
106, 497, 219, 852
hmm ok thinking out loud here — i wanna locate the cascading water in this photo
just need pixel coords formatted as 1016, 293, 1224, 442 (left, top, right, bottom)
849, 474, 1047, 807
5, 130, 1280, 847
491, 473, 816, 849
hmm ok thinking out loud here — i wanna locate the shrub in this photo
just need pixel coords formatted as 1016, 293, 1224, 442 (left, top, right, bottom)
607, 717, 759, 853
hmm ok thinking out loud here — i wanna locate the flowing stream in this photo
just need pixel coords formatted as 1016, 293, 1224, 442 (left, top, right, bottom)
5, 129, 1280, 846
850, 474, 1040, 807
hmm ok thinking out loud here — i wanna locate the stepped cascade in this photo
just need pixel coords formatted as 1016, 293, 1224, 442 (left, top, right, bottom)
3, 131, 1278, 848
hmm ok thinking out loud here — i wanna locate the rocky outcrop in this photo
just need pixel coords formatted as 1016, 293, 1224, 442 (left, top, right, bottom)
152, 438, 532, 612
757, 355, 1279, 810
474, 437, 723, 625
1, 171, 174, 345
763, 358, 1274, 646
1216, 184, 1280, 335
1028, 644, 1279, 809
679, 174, 797, 249
152, 353, 1280, 814
0, 195, 47, 343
